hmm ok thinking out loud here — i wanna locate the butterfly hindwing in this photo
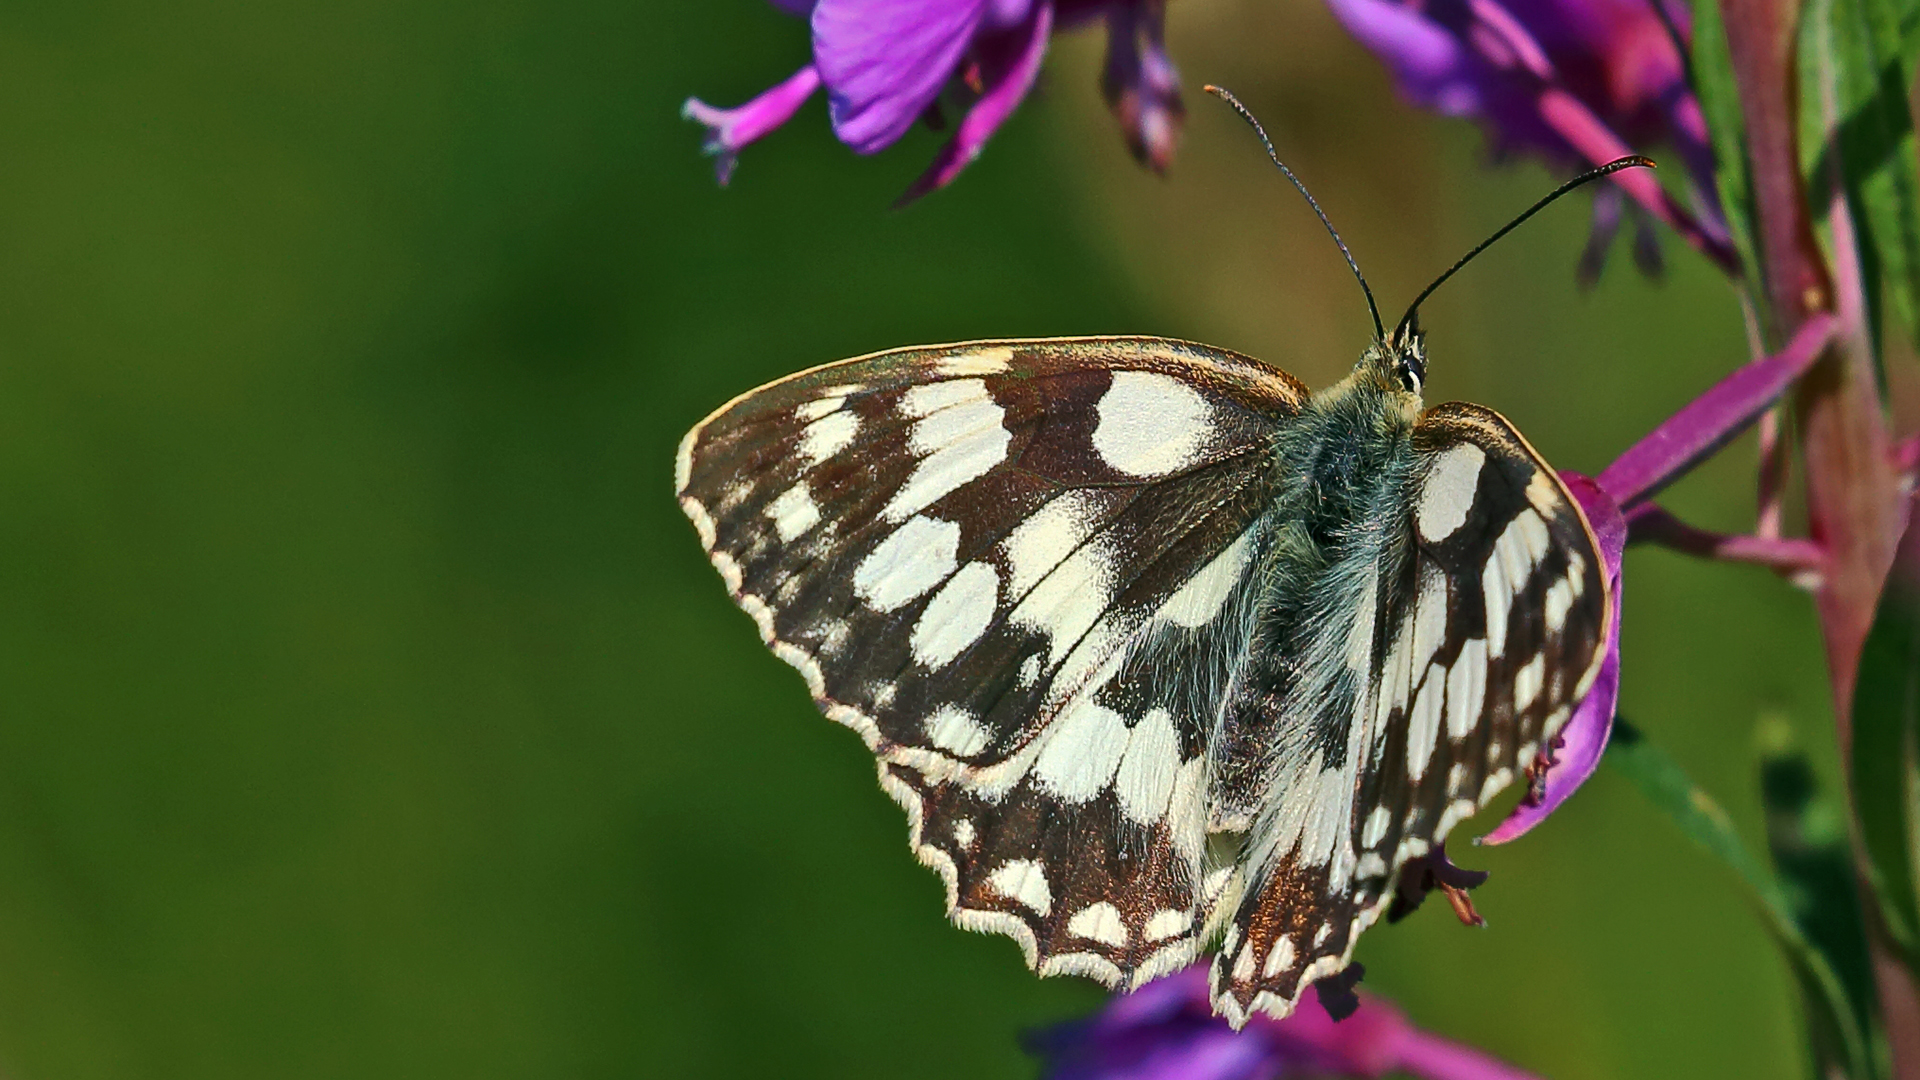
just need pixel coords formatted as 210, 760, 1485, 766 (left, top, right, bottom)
1210, 400, 1611, 1024
679, 337, 1308, 985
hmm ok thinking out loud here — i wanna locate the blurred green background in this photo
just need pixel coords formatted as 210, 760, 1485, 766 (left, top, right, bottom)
0, 0, 1856, 1076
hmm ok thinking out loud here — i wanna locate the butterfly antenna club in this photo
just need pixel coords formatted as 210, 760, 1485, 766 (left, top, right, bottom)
1206, 85, 1385, 341
1394, 156, 1656, 343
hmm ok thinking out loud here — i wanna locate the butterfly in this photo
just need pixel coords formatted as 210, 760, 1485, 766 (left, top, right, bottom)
676, 96, 1634, 1026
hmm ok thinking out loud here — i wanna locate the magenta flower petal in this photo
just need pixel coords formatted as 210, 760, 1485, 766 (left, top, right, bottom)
1481, 471, 1626, 846
1032, 965, 1549, 1080
682, 64, 824, 185
1326, 0, 1734, 273
1326, 0, 1482, 116
812, 0, 994, 154
897, 0, 1054, 203
687, 0, 1192, 191
1596, 311, 1836, 508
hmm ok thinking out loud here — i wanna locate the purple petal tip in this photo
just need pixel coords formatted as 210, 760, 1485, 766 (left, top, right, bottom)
681, 65, 823, 187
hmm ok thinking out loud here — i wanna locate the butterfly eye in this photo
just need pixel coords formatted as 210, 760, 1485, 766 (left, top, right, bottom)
1397, 354, 1425, 395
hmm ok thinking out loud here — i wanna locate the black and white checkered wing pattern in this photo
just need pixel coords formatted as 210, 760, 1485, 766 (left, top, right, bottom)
678, 337, 1307, 987
1212, 401, 1612, 1025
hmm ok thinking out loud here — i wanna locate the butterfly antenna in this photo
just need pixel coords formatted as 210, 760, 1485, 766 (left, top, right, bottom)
1394, 156, 1656, 343
1206, 85, 1384, 341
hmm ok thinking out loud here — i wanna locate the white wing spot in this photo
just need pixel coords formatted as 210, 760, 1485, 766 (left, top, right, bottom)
795, 396, 845, 422
1375, 625, 1414, 760
1114, 707, 1181, 826
1143, 909, 1192, 942
798, 410, 859, 465
1300, 766, 1350, 868
885, 392, 1009, 521
1411, 566, 1449, 670
1446, 638, 1488, 740
1525, 470, 1561, 513
1093, 371, 1212, 477
1033, 700, 1130, 803
1514, 652, 1546, 714
765, 481, 821, 542
1479, 769, 1511, 804
1002, 491, 1101, 595
1259, 751, 1322, 865
1153, 533, 1252, 628
1357, 852, 1388, 879
1013, 539, 1115, 664
911, 560, 1000, 668
1231, 942, 1257, 982
1067, 902, 1129, 947
1262, 935, 1296, 978
1168, 757, 1208, 862
924, 703, 992, 756
1362, 805, 1392, 848
1544, 575, 1576, 632
987, 859, 1053, 916
1483, 545, 1511, 659
933, 346, 1013, 376
853, 515, 960, 612
901, 378, 989, 417
951, 817, 977, 848
1407, 664, 1445, 782
1418, 444, 1486, 541
1311, 924, 1331, 948
1516, 509, 1551, 562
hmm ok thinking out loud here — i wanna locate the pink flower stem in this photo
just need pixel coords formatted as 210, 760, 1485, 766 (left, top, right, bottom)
1721, 0, 1917, 1071
1626, 502, 1826, 578
1595, 312, 1835, 508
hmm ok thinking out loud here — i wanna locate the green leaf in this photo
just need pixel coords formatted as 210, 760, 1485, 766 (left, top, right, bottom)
1801, 0, 1920, 361
1690, 0, 1761, 285
1608, 721, 1876, 1079
1851, 492, 1920, 971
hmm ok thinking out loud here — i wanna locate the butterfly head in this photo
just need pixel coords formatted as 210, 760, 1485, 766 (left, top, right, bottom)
1383, 320, 1427, 396
1355, 319, 1427, 401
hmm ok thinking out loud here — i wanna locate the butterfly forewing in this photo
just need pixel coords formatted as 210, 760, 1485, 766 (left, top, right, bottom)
1209, 400, 1611, 1024
679, 338, 1309, 985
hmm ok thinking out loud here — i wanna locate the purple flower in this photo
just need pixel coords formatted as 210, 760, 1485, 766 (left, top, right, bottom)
1029, 964, 1546, 1080
683, 0, 1185, 201
1326, 0, 1738, 274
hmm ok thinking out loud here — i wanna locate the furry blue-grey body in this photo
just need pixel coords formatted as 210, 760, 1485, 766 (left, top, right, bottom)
1209, 350, 1420, 834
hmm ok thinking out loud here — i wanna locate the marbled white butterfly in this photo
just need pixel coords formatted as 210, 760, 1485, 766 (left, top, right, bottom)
677, 96, 1628, 1026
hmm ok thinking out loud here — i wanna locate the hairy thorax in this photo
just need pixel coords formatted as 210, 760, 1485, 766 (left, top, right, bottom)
1207, 361, 1419, 832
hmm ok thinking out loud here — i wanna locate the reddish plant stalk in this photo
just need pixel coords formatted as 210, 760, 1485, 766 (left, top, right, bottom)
1719, 0, 1913, 1072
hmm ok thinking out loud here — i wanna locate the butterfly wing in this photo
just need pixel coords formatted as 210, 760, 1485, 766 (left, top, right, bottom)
1211, 400, 1613, 1026
678, 337, 1307, 986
